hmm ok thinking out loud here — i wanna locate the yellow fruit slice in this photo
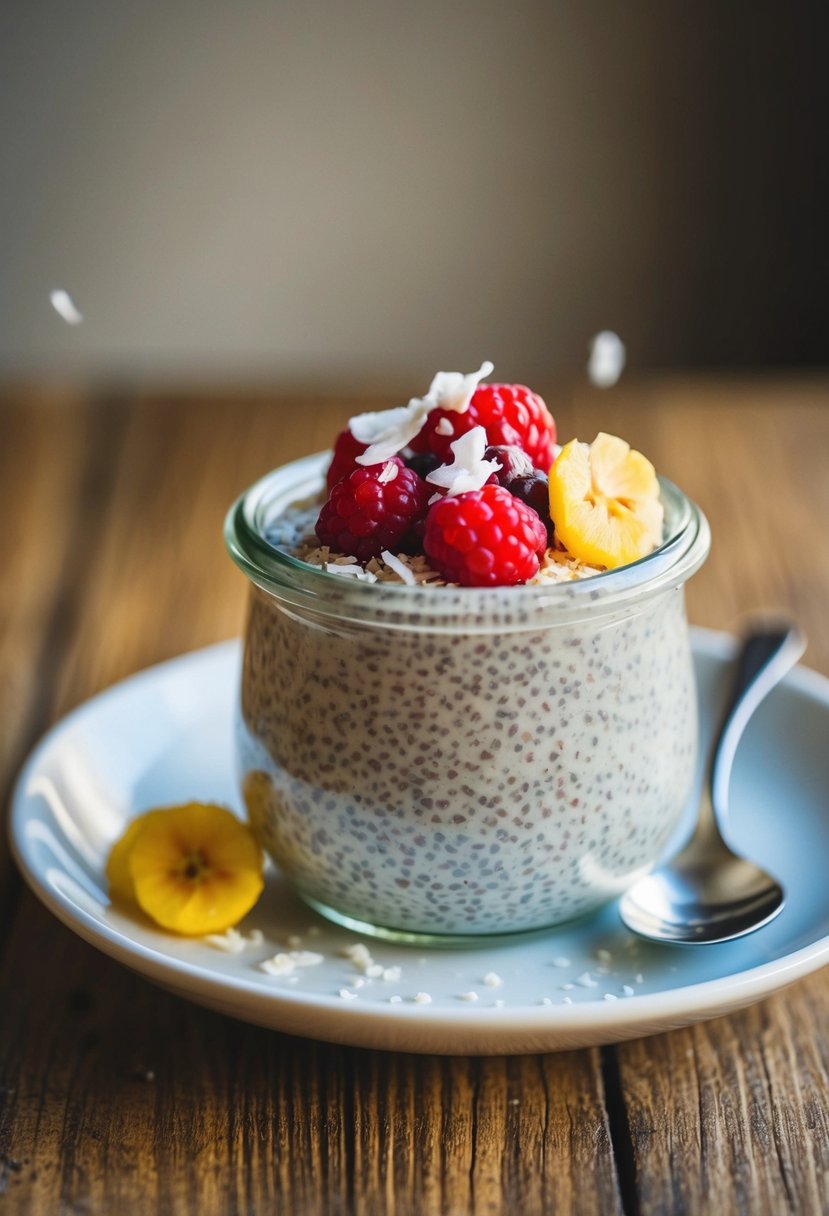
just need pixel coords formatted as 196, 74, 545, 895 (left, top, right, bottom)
108, 802, 264, 935
548, 432, 663, 569
106, 810, 165, 904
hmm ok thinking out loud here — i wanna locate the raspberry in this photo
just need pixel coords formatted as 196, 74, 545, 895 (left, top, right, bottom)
423, 484, 548, 587
316, 458, 431, 562
412, 384, 556, 471
326, 428, 369, 491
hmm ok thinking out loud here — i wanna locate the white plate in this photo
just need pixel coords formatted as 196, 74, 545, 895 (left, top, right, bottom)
10, 629, 829, 1055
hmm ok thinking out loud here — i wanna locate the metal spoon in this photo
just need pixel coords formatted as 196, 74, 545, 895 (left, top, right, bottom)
619, 622, 805, 944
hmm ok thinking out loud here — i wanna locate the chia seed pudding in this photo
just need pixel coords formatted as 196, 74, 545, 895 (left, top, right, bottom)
226, 449, 710, 939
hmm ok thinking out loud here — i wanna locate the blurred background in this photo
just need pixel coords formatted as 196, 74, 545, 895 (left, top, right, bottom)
1, 0, 827, 387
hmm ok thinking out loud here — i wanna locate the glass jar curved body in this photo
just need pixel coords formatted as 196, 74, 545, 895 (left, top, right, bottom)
227, 454, 711, 940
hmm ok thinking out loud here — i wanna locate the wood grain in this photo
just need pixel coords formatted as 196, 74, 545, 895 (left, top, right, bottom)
1, 377, 828, 1214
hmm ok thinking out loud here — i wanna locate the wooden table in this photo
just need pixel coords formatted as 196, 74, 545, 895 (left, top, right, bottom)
2, 375, 829, 1214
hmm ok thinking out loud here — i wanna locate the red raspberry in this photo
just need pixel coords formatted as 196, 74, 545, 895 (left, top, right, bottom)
326, 428, 369, 491
423, 484, 548, 587
316, 458, 431, 562
411, 384, 556, 471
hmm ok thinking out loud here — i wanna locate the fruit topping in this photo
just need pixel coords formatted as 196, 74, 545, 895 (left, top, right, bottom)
547, 432, 663, 569
506, 471, 554, 543
348, 361, 494, 466
411, 383, 557, 471
107, 802, 264, 936
424, 427, 501, 499
315, 457, 431, 562
423, 483, 548, 587
326, 428, 369, 490
483, 444, 535, 485
403, 450, 442, 480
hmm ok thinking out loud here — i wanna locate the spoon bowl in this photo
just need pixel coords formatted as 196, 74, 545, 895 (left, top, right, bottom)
620, 622, 805, 945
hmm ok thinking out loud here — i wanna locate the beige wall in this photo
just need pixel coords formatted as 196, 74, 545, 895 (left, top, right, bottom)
0, 2, 823, 381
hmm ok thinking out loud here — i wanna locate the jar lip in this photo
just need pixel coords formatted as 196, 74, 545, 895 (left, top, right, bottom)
225, 452, 711, 626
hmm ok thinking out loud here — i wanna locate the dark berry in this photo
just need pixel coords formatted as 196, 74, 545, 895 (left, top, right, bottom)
484, 444, 534, 485
507, 472, 554, 543
404, 450, 443, 480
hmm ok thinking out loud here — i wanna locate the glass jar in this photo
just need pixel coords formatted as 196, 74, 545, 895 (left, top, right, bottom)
226, 452, 710, 942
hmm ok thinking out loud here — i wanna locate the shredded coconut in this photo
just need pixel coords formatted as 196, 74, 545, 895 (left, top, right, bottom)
389, 995, 403, 1004
482, 972, 503, 988
576, 972, 597, 988
339, 988, 358, 1000
413, 992, 432, 1004
323, 561, 378, 582
622, 985, 635, 997
342, 943, 373, 967
562, 996, 573, 1005
350, 361, 494, 465
459, 991, 479, 1002
425, 427, 500, 500
382, 966, 402, 982
435, 417, 455, 437
377, 460, 399, 484
260, 954, 296, 977
205, 929, 245, 953
552, 956, 571, 968
260, 950, 324, 977
541, 997, 554, 1007
604, 993, 618, 1002
380, 551, 416, 586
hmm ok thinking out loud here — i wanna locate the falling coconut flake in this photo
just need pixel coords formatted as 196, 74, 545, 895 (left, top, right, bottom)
587, 331, 626, 388
50, 289, 84, 325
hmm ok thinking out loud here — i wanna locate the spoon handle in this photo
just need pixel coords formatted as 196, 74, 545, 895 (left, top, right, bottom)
708, 622, 806, 825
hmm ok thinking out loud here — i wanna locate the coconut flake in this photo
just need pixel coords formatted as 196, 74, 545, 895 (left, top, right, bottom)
205, 928, 247, 953
426, 427, 500, 500
259, 950, 324, 977
482, 971, 503, 988
380, 550, 416, 586
260, 954, 296, 977
459, 991, 479, 1002
426, 361, 494, 413
413, 991, 432, 1005
351, 362, 494, 465
382, 966, 403, 982
323, 562, 378, 582
377, 460, 399, 484
587, 331, 626, 388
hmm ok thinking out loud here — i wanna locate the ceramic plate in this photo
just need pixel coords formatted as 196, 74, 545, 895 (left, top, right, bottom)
10, 630, 829, 1055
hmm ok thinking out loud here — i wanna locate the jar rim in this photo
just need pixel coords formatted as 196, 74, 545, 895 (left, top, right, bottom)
225, 452, 711, 631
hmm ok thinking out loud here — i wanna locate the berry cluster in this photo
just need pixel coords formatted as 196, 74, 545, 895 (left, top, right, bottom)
315, 378, 557, 587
